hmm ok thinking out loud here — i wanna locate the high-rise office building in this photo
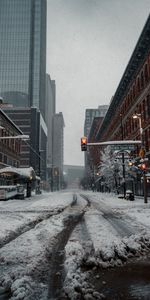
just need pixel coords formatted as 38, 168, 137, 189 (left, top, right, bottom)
53, 112, 65, 189
84, 105, 108, 139
45, 74, 56, 169
0, 0, 47, 119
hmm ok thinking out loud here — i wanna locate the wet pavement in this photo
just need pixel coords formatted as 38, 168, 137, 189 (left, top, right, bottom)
90, 258, 150, 299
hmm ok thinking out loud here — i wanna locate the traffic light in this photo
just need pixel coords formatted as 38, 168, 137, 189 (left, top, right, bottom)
128, 160, 134, 167
140, 163, 146, 171
138, 163, 147, 172
81, 137, 87, 151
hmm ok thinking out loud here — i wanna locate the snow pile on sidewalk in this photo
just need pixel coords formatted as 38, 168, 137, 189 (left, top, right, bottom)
61, 192, 150, 299
63, 232, 150, 299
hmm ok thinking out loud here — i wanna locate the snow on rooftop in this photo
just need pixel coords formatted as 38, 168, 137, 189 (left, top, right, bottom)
0, 166, 35, 179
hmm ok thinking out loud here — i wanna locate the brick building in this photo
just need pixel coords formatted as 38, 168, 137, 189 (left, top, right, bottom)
94, 15, 150, 195
96, 15, 150, 160
3, 106, 47, 180
87, 117, 104, 180
0, 108, 22, 168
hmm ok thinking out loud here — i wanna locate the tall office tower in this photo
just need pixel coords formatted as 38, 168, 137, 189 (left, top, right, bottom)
0, 0, 47, 120
53, 112, 65, 189
45, 74, 56, 169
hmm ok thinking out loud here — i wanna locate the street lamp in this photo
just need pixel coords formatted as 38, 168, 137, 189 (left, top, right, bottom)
132, 113, 147, 203
132, 114, 143, 142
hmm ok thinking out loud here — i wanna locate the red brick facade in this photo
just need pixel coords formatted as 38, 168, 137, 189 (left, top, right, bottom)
107, 54, 150, 155
96, 16, 150, 161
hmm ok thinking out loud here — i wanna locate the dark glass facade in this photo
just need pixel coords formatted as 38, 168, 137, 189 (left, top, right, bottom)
0, 0, 46, 119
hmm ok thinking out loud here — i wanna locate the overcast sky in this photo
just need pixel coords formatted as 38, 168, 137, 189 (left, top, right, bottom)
46, 0, 150, 166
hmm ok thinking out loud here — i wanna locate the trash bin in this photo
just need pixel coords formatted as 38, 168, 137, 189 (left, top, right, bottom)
125, 190, 134, 201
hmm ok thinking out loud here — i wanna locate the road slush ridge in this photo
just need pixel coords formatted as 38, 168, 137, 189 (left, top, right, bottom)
48, 194, 87, 299
81, 194, 142, 237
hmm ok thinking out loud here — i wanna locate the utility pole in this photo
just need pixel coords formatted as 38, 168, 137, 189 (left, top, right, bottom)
143, 170, 147, 203
120, 114, 126, 198
38, 151, 41, 178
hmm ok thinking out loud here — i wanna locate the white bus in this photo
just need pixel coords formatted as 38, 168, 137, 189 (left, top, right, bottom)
0, 185, 18, 200
0, 185, 25, 200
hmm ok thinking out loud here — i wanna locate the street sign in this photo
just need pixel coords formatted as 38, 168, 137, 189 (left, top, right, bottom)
111, 144, 135, 151
140, 158, 148, 162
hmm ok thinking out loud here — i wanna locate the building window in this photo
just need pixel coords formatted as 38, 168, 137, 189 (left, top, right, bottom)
4, 155, 7, 164
133, 85, 135, 99
145, 130, 149, 152
143, 99, 146, 121
147, 95, 150, 117
138, 104, 141, 115
144, 64, 149, 83
137, 77, 140, 93
141, 71, 144, 89
131, 118, 134, 132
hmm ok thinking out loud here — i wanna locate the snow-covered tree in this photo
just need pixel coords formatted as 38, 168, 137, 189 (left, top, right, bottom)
98, 146, 124, 192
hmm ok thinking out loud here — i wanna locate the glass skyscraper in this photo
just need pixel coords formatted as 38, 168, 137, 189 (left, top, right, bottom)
0, 0, 46, 119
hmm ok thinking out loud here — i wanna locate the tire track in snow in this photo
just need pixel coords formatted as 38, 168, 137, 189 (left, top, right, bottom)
0, 207, 70, 250
80, 194, 139, 238
48, 199, 87, 299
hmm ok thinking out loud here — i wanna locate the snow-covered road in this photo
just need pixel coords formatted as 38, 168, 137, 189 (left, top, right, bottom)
0, 190, 150, 299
